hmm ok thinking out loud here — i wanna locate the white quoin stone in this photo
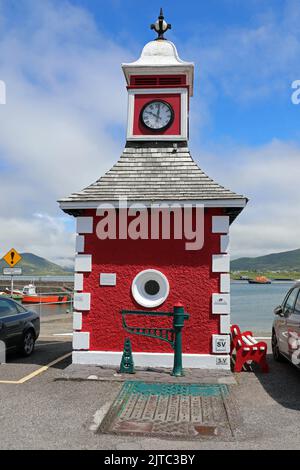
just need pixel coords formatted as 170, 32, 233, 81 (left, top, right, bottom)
76, 217, 93, 234
212, 216, 229, 234
212, 293, 230, 314
74, 293, 91, 311
212, 334, 230, 354
212, 254, 230, 273
75, 235, 85, 253
220, 274, 230, 293
73, 312, 82, 331
75, 255, 92, 273
220, 235, 230, 253
74, 273, 83, 291
73, 331, 89, 350
220, 315, 231, 334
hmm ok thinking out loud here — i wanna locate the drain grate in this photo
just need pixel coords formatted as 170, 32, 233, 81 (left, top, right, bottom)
99, 381, 236, 439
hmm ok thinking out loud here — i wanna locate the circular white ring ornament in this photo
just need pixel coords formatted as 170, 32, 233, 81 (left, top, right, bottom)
131, 269, 170, 308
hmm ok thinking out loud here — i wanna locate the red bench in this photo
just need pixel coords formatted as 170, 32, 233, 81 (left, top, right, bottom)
231, 324, 269, 373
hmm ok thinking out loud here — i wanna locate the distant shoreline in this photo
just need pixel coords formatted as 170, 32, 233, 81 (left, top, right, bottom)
0, 271, 299, 282
0, 275, 74, 282
231, 270, 300, 281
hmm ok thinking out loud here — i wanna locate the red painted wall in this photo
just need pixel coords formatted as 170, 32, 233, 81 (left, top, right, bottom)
133, 93, 181, 135
78, 208, 225, 355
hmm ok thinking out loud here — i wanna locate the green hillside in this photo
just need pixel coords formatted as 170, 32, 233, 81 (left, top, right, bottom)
2, 248, 299, 276
0, 253, 72, 275
231, 248, 300, 272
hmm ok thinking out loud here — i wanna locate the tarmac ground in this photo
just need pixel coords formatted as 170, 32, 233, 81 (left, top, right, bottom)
0, 315, 299, 450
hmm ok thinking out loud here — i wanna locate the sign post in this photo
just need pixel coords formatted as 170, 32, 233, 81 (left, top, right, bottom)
2, 249, 22, 297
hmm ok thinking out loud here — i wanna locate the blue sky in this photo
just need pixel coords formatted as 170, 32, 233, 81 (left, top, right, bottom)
0, 0, 299, 265
69, 0, 300, 146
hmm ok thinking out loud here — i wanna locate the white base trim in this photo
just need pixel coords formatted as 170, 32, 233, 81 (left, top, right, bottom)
72, 351, 230, 370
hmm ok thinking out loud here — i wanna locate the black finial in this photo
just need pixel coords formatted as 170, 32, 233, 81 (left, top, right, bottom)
150, 8, 171, 40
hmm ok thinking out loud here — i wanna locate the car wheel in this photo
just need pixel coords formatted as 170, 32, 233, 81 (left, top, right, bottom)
272, 330, 284, 362
21, 330, 35, 357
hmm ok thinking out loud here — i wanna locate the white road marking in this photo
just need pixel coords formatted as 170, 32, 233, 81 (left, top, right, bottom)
52, 333, 73, 336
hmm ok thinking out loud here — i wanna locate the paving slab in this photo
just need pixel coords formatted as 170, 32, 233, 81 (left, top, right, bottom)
61, 364, 236, 385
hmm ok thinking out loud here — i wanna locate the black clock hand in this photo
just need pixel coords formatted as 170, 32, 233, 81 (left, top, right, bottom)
154, 104, 161, 122
147, 111, 161, 120
156, 104, 161, 119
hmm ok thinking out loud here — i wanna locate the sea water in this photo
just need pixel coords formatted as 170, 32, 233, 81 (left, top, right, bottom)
231, 281, 294, 335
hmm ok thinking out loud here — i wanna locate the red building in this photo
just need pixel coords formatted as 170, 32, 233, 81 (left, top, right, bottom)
59, 11, 247, 370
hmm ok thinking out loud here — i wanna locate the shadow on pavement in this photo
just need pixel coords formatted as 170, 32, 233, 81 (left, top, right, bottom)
6, 339, 72, 370
253, 352, 300, 411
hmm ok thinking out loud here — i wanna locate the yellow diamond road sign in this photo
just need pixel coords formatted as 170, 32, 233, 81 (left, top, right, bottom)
3, 248, 22, 267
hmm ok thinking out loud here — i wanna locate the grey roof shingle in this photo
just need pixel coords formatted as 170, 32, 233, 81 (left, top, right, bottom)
59, 146, 246, 204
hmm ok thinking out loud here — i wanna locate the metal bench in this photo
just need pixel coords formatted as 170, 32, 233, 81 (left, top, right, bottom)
231, 324, 269, 373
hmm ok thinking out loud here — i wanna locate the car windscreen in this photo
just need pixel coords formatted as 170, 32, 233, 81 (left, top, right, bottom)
0, 298, 19, 317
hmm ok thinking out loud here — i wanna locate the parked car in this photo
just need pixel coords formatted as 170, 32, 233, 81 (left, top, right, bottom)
272, 281, 300, 367
0, 297, 40, 357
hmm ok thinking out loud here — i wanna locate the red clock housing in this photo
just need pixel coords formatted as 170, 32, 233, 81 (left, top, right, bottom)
133, 93, 181, 135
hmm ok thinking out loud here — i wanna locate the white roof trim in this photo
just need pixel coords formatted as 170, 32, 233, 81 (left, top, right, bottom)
59, 198, 248, 210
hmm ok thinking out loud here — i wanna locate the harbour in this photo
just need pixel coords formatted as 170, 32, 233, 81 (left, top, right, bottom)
231, 280, 294, 335
0, 276, 295, 336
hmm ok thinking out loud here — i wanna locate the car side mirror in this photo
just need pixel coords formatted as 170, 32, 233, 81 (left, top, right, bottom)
274, 305, 284, 317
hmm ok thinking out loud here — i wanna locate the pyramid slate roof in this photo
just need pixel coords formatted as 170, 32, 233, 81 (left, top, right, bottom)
59, 144, 247, 218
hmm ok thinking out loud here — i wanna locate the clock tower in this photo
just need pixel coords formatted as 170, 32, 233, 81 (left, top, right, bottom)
59, 10, 247, 370
123, 9, 193, 142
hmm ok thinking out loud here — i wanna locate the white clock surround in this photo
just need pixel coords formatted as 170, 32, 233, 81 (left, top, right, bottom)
126, 87, 188, 141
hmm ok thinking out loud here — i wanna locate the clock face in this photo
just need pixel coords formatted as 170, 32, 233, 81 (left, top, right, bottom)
140, 100, 174, 131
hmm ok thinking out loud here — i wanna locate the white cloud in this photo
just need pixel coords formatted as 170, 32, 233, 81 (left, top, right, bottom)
0, 213, 75, 266
186, 0, 300, 104
0, 0, 133, 264
0, 0, 133, 212
196, 139, 300, 258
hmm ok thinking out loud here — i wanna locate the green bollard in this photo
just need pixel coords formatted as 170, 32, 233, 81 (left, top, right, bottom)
172, 303, 189, 377
120, 337, 135, 374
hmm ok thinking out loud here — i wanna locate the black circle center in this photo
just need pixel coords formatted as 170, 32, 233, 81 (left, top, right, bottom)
144, 280, 160, 296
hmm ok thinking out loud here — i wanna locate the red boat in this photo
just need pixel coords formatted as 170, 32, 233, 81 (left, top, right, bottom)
21, 284, 69, 304
248, 276, 271, 285
22, 294, 69, 304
